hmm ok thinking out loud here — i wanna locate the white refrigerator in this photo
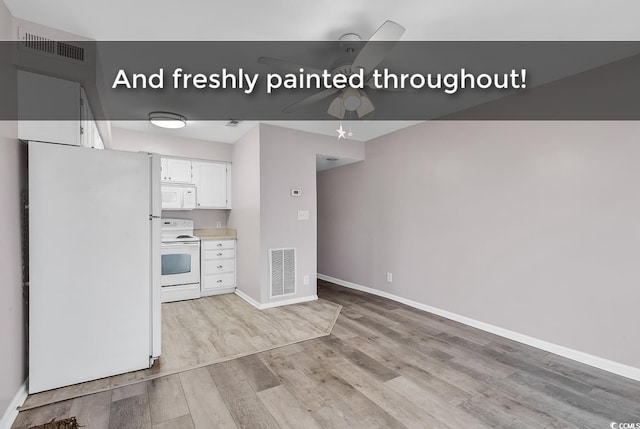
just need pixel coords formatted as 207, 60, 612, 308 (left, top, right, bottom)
28, 142, 162, 394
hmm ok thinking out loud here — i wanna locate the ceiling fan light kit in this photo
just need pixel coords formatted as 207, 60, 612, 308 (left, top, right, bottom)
342, 87, 362, 111
356, 90, 375, 118
327, 95, 344, 118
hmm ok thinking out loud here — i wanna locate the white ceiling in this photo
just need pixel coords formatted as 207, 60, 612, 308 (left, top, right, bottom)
111, 120, 424, 144
6, 0, 640, 143
6, 0, 640, 41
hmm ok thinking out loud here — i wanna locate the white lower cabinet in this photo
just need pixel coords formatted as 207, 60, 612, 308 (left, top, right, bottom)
201, 239, 236, 296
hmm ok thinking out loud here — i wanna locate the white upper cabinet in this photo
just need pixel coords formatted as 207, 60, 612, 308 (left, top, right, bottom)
80, 88, 104, 149
162, 158, 193, 183
92, 125, 104, 149
192, 161, 231, 209
160, 157, 231, 209
18, 71, 81, 146
160, 158, 168, 181
18, 71, 104, 149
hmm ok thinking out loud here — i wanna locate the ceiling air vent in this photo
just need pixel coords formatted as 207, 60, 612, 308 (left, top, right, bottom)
270, 248, 296, 297
18, 28, 86, 64
225, 119, 242, 127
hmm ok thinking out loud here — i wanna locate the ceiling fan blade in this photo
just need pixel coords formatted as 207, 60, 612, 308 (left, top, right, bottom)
351, 20, 405, 75
327, 95, 344, 119
257, 56, 325, 75
356, 91, 375, 118
283, 88, 340, 113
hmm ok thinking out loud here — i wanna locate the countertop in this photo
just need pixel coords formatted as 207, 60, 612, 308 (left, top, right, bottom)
194, 228, 237, 240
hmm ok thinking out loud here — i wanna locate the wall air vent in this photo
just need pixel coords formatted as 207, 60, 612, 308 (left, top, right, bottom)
22, 32, 55, 54
18, 28, 86, 64
57, 42, 85, 62
269, 248, 296, 297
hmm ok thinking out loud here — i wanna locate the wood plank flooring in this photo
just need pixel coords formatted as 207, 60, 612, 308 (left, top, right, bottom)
13, 281, 640, 429
21, 294, 341, 411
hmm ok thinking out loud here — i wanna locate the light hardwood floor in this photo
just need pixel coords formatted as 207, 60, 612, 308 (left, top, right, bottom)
21, 293, 341, 411
13, 282, 640, 428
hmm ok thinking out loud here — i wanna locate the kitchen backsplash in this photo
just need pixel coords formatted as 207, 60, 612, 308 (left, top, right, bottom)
162, 209, 229, 229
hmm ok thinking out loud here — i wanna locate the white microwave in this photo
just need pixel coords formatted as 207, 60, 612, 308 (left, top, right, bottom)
161, 185, 196, 210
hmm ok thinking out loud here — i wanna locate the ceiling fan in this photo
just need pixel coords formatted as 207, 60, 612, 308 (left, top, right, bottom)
258, 20, 405, 119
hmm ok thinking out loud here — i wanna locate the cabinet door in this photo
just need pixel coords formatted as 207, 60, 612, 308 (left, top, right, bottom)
165, 159, 193, 183
18, 71, 81, 146
80, 88, 90, 148
202, 273, 235, 291
92, 125, 104, 149
79, 88, 104, 150
160, 158, 169, 181
193, 162, 228, 209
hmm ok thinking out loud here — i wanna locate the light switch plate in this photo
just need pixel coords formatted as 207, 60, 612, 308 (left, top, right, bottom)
297, 210, 309, 220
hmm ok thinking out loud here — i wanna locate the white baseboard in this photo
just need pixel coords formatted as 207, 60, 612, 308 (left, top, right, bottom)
317, 273, 640, 382
234, 289, 263, 308
0, 378, 28, 429
235, 289, 318, 310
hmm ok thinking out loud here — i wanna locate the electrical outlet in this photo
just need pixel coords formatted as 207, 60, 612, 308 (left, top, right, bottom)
303, 275, 309, 285
386, 272, 393, 283
297, 210, 309, 220
216, 221, 222, 228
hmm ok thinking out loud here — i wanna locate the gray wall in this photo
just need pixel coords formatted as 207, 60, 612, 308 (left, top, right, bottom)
229, 123, 365, 305
161, 210, 228, 229
227, 126, 262, 302
0, 0, 25, 414
259, 124, 364, 304
318, 121, 640, 369
110, 127, 231, 228
110, 127, 232, 161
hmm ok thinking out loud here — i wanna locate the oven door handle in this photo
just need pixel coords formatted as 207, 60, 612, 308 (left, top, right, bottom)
161, 242, 200, 247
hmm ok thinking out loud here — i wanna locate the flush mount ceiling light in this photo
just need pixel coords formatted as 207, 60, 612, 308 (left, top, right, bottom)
149, 111, 187, 129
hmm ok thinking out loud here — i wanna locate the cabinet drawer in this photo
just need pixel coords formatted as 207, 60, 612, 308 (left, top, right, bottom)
202, 273, 235, 289
202, 249, 234, 260
202, 240, 235, 250
203, 259, 235, 275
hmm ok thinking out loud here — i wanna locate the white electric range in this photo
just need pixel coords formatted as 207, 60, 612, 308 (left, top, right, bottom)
160, 219, 201, 303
